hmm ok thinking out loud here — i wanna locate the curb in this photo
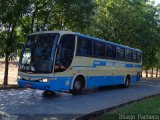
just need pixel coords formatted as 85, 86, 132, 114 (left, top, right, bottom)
74, 93, 160, 120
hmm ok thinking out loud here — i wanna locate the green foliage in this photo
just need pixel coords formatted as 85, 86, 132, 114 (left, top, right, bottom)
29, 0, 95, 33
0, 0, 31, 55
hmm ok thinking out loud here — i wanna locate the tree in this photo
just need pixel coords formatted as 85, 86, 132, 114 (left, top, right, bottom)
90, 0, 160, 70
23, 0, 95, 33
0, 0, 31, 85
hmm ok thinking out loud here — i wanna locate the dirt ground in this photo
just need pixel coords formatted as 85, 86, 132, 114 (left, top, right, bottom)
0, 60, 18, 85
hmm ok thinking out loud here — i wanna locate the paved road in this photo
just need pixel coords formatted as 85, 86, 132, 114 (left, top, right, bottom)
0, 80, 160, 120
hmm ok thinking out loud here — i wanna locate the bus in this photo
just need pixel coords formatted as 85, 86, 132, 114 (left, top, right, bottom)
17, 31, 142, 95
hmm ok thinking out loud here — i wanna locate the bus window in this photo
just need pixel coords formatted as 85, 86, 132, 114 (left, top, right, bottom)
125, 49, 132, 61
76, 36, 92, 57
132, 51, 137, 61
19, 33, 59, 73
137, 52, 141, 62
116, 47, 125, 60
106, 44, 116, 58
54, 34, 75, 72
93, 41, 105, 57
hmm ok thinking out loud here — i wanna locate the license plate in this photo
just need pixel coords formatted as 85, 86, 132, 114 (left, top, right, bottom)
26, 84, 32, 87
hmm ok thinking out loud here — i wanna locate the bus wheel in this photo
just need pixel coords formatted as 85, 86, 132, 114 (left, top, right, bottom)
42, 91, 56, 97
71, 78, 83, 95
123, 75, 130, 88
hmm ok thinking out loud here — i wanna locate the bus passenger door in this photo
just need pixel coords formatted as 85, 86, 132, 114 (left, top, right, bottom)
54, 34, 75, 72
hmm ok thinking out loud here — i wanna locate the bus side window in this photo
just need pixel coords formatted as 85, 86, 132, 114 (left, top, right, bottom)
132, 51, 137, 62
116, 47, 125, 60
106, 44, 116, 59
137, 52, 141, 62
125, 49, 132, 61
76, 36, 92, 56
93, 41, 105, 57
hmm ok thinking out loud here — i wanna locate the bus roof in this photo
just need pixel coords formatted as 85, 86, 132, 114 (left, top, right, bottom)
30, 30, 141, 52
29, 30, 76, 35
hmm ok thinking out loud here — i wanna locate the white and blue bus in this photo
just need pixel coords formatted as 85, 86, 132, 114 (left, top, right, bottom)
17, 31, 142, 94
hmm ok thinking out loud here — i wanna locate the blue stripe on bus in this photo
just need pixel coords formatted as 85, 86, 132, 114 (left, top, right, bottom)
94, 61, 106, 67
18, 75, 138, 91
86, 76, 124, 88
135, 65, 142, 68
86, 75, 138, 88
126, 64, 134, 68
71, 66, 94, 68
72, 61, 142, 69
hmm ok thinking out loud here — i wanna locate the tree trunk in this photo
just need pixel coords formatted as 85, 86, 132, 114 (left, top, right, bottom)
3, 54, 9, 85
151, 68, 153, 78
31, 12, 35, 33
31, 2, 49, 33
140, 71, 142, 78
156, 67, 158, 77
146, 70, 148, 77
42, 12, 50, 31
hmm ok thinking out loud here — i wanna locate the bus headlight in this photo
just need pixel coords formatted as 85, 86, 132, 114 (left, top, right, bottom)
17, 75, 22, 81
42, 78, 53, 82
17, 75, 21, 79
42, 78, 48, 82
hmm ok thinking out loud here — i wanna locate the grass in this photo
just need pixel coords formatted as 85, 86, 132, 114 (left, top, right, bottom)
93, 95, 160, 120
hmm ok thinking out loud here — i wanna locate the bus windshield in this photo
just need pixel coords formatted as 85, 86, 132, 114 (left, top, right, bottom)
19, 33, 59, 73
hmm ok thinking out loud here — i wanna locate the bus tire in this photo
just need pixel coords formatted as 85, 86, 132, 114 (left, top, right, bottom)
70, 76, 85, 95
42, 91, 56, 97
122, 75, 130, 88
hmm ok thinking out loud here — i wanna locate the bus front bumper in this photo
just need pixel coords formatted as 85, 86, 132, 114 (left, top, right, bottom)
17, 78, 72, 91
18, 79, 52, 91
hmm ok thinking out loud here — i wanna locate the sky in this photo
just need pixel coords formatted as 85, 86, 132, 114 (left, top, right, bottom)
154, 0, 160, 5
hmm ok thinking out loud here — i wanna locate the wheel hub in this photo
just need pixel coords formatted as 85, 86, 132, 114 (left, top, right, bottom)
74, 81, 81, 90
